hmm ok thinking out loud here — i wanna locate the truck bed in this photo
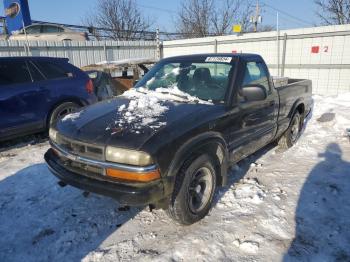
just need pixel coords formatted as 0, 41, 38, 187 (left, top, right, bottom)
274, 78, 313, 139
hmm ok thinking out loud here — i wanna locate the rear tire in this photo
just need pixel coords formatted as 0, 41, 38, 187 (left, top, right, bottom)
49, 102, 80, 127
166, 154, 217, 225
278, 112, 302, 149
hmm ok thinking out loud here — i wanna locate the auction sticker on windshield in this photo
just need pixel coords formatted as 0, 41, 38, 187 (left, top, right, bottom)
205, 57, 232, 63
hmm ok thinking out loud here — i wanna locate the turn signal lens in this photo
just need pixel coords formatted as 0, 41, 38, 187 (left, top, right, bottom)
106, 168, 160, 182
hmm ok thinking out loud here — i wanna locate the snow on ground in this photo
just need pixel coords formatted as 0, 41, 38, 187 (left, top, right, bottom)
0, 94, 349, 262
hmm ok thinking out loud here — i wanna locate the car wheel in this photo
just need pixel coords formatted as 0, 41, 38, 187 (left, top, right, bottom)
278, 111, 302, 149
166, 154, 217, 225
49, 102, 80, 126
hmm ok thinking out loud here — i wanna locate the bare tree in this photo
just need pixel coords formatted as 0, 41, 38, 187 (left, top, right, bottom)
176, 0, 213, 38
176, 0, 258, 38
83, 0, 153, 40
258, 25, 276, 32
315, 0, 350, 25
238, 0, 255, 32
211, 0, 240, 35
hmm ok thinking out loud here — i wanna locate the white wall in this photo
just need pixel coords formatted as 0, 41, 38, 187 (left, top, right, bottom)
163, 24, 350, 95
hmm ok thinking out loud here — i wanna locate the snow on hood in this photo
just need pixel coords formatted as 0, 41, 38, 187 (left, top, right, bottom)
107, 86, 213, 135
124, 86, 213, 105
111, 90, 168, 134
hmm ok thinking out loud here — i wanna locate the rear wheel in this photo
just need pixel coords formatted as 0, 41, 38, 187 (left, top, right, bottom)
166, 154, 217, 225
49, 102, 79, 126
278, 112, 302, 149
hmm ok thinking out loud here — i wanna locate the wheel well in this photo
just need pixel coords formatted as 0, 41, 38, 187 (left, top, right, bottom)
296, 103, 305, 116
186, 141, 227, 187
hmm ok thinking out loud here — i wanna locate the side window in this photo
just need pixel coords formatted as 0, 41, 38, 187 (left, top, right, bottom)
42, 25, 63, 33
25, 25, 41, 34
0, 61, 32, 85
242, 61, 270, 92
27, 62, 46, 82
35, 61, 69, 80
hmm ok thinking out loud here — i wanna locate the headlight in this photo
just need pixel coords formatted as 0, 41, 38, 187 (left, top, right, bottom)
49, 128, 58, 143
105, 146, 154, 166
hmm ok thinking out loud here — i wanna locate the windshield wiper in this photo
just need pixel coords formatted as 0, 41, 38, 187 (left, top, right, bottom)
135, 89, 149, 95
158, 91, 188, 100
158, 91, 200, 104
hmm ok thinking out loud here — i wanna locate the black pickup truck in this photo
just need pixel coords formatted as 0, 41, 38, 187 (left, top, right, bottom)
45, 54, 312, 225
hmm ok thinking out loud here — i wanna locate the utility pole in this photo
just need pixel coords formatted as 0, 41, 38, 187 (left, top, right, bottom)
251, 0, 261, 32
254, 0, 260, 32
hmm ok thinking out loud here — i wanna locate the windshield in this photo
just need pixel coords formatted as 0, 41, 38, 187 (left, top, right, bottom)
135, 57, 235, 103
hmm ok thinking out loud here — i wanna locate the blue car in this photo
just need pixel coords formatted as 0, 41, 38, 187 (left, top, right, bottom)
0, 57, 97, 141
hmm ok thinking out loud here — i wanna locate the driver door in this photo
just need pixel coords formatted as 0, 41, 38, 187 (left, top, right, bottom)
229, 59, 279, 162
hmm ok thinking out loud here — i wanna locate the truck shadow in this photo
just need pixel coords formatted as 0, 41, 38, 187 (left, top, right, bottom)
283, 143, 350, 261
212, 142, 277, 207
0, 163, 140, 262
213, 109, 314, 208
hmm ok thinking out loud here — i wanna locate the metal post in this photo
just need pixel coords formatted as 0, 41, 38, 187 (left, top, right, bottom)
214, 39, 217, 53
281, 33, 287, 77
22, 21, 30, 56
6, 39, 11, 57
103, 41, 107, 61
214, 39, 218, 75
276, 12, 280, 76
156, 28, 161, 60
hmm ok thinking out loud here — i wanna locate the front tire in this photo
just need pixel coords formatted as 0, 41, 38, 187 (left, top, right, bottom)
166, 154, 217, 225
278, 112, 302, 149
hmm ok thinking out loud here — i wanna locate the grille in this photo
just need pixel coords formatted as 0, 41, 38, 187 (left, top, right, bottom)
56, 134, 104, 161
57, 155, 124, 184
60, 157, 104, 176
58, 155, 104, 177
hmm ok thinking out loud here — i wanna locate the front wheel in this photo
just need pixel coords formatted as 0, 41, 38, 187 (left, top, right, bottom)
278, 112, 302, 149
166, 154, 217, 225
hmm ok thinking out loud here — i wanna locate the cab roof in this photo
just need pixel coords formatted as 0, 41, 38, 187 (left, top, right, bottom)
162, 53, 261, 60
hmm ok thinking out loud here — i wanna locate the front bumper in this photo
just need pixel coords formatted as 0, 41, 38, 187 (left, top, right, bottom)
44, 149, 165, 206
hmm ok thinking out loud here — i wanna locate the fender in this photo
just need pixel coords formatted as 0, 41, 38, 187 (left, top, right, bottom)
163, 131, 229, 196
288, 98, 305, 119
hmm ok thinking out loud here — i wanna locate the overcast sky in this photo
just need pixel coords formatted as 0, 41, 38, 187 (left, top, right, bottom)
1, 0, 321, 32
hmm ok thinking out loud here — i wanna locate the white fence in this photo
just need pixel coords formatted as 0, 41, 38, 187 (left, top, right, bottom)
0, 40, 158, 68
1, 25, 350, 95
163, 24, 350, 95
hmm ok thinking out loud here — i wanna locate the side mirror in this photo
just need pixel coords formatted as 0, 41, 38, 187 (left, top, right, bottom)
241, 85, 267, 102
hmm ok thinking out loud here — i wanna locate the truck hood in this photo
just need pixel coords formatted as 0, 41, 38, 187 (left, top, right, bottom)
56, 96, 216, 150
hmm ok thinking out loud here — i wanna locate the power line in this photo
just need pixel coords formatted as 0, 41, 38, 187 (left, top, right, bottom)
263, 8, 309, 28
261, 1, 313, 26
138, 4, 176, 14
0, 16, 219, 39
